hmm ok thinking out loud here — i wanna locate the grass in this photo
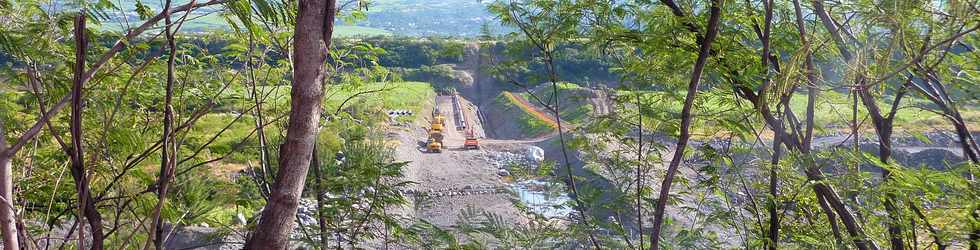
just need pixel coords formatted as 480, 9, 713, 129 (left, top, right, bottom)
200, 81, 435, 162
494, 92, 555, 136
615, 88, 980, 139
323, 81, 436, 122
786, 90, 980, 134
182, 113, 262, 163
517, 82, 594, 124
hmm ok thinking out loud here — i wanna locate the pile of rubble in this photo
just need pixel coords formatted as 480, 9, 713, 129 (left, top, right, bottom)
401, 185, 506, 198
482, 146, 545, 176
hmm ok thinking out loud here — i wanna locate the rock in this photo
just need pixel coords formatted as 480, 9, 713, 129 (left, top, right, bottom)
526, 146, 545, 163
901, 148, 964, 170
235, 213, 247, 225
163, 225, 243, 250
497, 169, 511, 176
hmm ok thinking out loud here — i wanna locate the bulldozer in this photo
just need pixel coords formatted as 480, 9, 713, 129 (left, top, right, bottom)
425, 109, 447, 153
433, 114, 446, 129
426, 138, 442, 153
427, 122, 445, 153
463, 129, 479, 150
430, 119, 444, 133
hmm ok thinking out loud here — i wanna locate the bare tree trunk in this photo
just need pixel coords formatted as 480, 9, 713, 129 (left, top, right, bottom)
756, 1, 780, 248
246, 32, 273, 198
950, 114, 979, 164
907, 68, 979, 250
811, 1, 902, 249
0, 121, 18, 250
635, 94, 643, 246
790, 0, 844, 246
768, 117, 782, 250
151, 0, 178, 247
809, 175, 878, 250
70, 14, 106, 250
245, 0, 336, 248
816, 190, 845, 247
311, 146, 329, 250
649, 1, 721, 248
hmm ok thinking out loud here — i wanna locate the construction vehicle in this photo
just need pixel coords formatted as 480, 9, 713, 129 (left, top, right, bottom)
426, 110, 447, 153
430, 118, 444, 133
463, 129, 479, 150
427, 129, 445, 153
433, 114, 446, 128
426, 138, 443, 153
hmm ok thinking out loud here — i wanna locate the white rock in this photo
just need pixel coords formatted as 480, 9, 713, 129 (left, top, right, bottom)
526, 146, 545, 163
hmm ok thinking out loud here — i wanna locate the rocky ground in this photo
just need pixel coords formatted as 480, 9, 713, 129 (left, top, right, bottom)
390, 94, 549, 231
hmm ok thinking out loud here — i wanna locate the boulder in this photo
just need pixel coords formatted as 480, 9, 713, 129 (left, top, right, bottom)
526, 146, 545, 163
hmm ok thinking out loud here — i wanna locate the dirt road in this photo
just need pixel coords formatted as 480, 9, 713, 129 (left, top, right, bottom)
393, 95, 527, 228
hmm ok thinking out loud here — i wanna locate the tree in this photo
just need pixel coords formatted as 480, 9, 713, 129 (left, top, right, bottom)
245, 0, 338, 248
648, 0, 722, 248
0, 117, 17, 250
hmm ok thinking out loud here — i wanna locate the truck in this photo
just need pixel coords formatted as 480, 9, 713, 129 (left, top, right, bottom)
463, 129, 479, 150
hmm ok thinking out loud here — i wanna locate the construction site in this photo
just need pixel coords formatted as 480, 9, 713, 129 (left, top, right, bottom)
385, 44, 626, 236
393, 90, 541, 228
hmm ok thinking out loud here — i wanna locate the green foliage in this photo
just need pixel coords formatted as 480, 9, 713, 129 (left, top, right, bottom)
301, 124, 413, 247
398, 64, 460, 91
344, 37, 466, 68
0, 0, 977, 249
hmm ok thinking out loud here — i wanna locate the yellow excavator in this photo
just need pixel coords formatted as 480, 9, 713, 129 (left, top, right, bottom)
427, 111, 447, 153
426, 133, 443, 153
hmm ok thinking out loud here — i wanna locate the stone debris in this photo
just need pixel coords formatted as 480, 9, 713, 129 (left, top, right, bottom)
525, 146, 545, 163
482, 149, 535, 178
482, 150, 531, 168
399, 185, 506, 198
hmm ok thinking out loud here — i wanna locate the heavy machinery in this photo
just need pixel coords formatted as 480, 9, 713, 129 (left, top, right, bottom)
427, 110, 446, 153
432, 114, 446, 130
426, 138, 442, 153
463, 129, 479, 150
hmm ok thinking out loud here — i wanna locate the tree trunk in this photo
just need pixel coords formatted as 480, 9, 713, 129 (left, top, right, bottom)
808, 173, 879, 250
244, 0, 336, 248
811, 1, 903, 248
0, 123, 18, 250
70, 14, 105, 250
0, 3, 227, 249
635, 94, 643, 246
816, 190, 846, 247
949, 110, 980, 164
649, 1, 721, 248
151, 0, 179, 248
312, 146, 329, 250
790, 0, 844, 246
768, 116, 782, 250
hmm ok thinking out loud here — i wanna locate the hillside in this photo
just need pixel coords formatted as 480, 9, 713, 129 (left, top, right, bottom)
69, 0, 496, 36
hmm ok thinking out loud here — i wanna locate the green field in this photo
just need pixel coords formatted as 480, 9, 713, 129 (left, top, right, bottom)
323, 81, 435, 117
615, 88, 980, 138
